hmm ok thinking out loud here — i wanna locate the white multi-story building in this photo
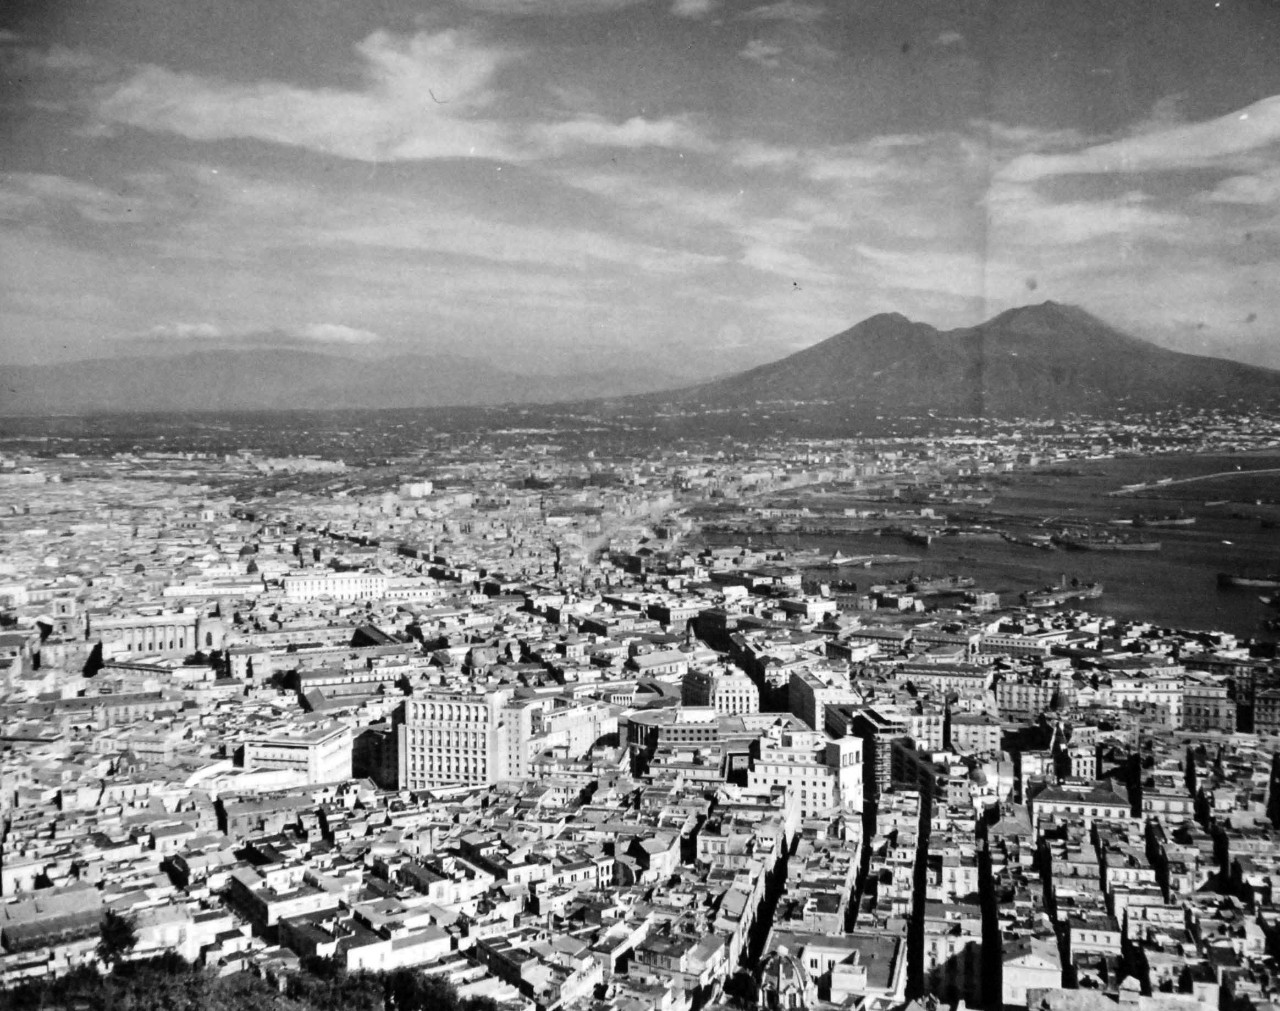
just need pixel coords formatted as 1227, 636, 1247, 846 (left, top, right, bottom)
282, 570, 388, 602
242, 723, 353, 784
683, 668, 760, 715
748, 726, 863, 818
528, 698, 619, 757
788, 667, 858, 731
1107, 672, 1185, 726
397, 689, 535, 789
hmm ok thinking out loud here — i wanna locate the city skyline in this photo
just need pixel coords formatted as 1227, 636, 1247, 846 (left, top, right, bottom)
3, 0, 1280, 376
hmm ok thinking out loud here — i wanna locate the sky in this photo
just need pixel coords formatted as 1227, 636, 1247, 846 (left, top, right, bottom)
2, 0, 1280, 379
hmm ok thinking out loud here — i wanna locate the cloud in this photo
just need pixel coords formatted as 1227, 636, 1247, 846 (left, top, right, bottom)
326, 209, 724, 275
144, 320, 380, 345
530, 114, 712, 152
734, 213, 843, 285
164, 166, 727, 280
295, 323, 381, 344
148, 322, 223, 340
1133, 93, 1189, 135
987, 185, 1187, 246
854, 244, 995, 300
730, 132, 984, 191
934, 30, 964, 47
741, 241, 831, 281
999, 93, 1280, 182
972, 120, 1091, 155
672, 0, 718, 17
730, 140, 801, 169
1203, 166, 1280, 205
740, 40, 784, 68
741, 1, 825, 23
0, 40, 117, 91
446, 0, 648, 12
93, 30, 516, 162
0, 172, 155, 224
556, 168, 745, 227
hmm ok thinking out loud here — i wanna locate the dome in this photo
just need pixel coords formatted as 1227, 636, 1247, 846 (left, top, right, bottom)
758, 946, 813, 1011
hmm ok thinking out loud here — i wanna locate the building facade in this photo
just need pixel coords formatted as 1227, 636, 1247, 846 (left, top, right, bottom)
243, 724, 353, 784
397, 689, 534, 789
282, 571, 389, 603
684, 668, 760, 715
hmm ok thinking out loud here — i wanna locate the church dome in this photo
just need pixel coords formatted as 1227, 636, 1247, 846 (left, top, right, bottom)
758, 946, 813, 1011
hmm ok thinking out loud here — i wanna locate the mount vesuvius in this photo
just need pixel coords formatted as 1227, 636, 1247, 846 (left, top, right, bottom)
654, 302, 1280, 419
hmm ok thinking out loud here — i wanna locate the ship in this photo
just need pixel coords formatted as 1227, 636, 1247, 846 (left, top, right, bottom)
1021, 581, 1104, 607
1218, 573, 1280, 589
1002, 532, 1057, 551
902, 529, 934, 547
937, 525, 1004, 541
906, 574, 977, 594
1052, 532, 1161, 552
809, 550, 860, 570
1132, 514, 1196, 528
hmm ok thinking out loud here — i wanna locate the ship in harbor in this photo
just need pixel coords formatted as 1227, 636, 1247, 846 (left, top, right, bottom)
1111, 514, 1196, 528
1022, 580, 1104, 607
1218, 573, 1280, 589
812, 550, 862, 568
905, 574, 977, 594
1052, 530, 1161, 552
1133, 514, 1196, 528
1002, 532, 1057, 551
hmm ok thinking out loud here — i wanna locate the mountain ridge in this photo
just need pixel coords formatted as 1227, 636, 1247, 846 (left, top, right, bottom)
0, 347, 683, 416
647, 301, 1280, 418
1, 302, 1277, 417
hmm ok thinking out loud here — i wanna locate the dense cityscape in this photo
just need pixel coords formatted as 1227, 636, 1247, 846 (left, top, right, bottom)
1, 408, 1279, 1011
7, 0, 1280, 1007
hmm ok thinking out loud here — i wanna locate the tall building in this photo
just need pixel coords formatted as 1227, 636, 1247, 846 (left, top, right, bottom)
396, 689, 534, 789
788, 668, 858, 731
996, 679, 1057, 722
904, 701, 946, 752
845, 706, 910, 804
1255, 687, 1280, 737
948, 711, 1003, 755
352, 724, 399, 789
747, 726, 862, 818
683, 667, 760, 715
1183, 682, 1236, 733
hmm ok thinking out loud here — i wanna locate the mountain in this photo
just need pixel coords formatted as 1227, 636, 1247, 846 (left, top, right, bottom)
656, 302, 1280, 418
0, 348, 679, 416
3, 303, 1277, 418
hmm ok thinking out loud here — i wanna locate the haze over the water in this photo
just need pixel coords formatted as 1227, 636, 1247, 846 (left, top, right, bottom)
3, 0, 1280, 378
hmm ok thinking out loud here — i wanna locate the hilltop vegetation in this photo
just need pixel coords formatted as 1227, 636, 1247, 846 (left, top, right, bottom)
0, 953, 504, 1011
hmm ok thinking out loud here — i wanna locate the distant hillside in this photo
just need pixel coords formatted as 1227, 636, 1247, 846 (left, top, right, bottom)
3, 303, 1277, 418
656, 302, 1280, 418
0, 348, 676, 416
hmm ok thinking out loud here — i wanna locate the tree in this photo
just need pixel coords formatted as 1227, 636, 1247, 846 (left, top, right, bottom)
97, 909, 138, 969
83, 641, 104, 678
